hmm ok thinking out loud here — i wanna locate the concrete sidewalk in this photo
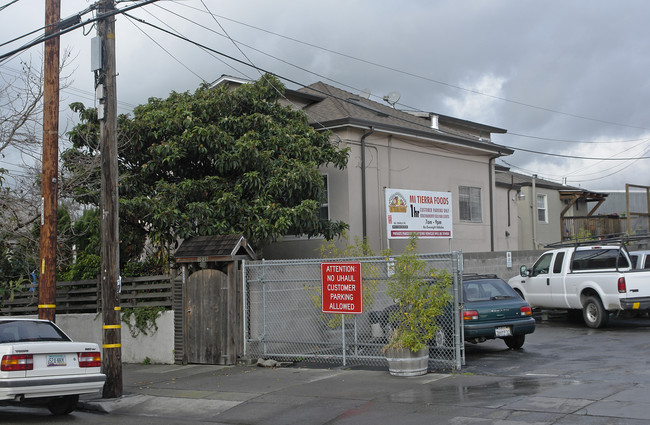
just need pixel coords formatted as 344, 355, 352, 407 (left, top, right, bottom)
79, 362, 650, 424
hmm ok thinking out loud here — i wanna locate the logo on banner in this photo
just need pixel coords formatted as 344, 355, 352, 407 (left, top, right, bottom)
388, 192, 407, 213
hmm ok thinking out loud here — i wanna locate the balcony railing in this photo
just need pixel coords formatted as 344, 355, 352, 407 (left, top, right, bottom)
561, 215, 625, 241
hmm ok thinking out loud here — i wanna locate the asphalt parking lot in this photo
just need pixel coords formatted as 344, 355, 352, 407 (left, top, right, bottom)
2, 312, 650, 424
463, 312, 650, 385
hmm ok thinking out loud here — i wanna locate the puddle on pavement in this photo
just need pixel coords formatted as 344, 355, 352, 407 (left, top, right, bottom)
389, 377, 579, 405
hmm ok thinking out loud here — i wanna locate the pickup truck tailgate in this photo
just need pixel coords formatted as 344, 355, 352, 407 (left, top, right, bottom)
620, 271, 650, 310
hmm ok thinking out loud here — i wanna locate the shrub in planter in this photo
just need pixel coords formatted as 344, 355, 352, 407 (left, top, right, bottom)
382, 235, 453, 375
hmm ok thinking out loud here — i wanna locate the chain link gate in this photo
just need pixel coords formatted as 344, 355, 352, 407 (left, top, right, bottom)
243, 252, 464, 370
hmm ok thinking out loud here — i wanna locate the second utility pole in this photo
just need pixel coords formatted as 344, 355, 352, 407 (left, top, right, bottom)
96, 0, 122, 398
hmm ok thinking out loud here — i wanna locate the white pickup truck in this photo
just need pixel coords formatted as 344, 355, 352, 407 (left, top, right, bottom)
508, 243, 650, 328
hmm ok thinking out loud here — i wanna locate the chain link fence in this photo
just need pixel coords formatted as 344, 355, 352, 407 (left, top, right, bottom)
243, 252, 464, 370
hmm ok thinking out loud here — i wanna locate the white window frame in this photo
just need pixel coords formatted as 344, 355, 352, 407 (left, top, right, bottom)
319, 174, 330, 220
459, 186, 482, 223
537, 194, 548, 223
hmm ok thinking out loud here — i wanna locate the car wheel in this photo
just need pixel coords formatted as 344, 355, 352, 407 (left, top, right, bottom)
504, 334, 525, 349
583, 295, 609, 329
47, 395, 78, 416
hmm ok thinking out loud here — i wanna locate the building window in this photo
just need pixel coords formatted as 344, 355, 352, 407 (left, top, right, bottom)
319, 174, 329, 220
459, 186, 482, 222
537, 194, 548, 223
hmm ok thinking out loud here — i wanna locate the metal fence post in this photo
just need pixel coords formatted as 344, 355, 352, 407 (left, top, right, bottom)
342, 315, 346, 366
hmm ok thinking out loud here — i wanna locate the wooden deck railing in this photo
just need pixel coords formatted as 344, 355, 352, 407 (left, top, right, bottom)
561, 215, 625, 241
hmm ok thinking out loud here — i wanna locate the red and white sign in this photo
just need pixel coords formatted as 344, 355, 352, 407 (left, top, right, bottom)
320, 262, 363, 314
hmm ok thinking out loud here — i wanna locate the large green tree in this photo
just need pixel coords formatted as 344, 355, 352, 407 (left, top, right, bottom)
64, 75, 349, 256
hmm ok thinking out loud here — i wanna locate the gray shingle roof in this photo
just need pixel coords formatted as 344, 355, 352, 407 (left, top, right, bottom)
174, 235, 256, 262
297, 82, 513, 156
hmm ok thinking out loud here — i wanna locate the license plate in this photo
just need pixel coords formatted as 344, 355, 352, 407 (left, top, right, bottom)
495, 326, 512, 337
47, 354, 66, 367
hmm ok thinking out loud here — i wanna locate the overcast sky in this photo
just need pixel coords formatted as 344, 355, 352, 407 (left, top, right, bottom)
2, 0, 650, 192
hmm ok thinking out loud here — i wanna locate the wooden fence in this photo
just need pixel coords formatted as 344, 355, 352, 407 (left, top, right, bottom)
0, 275, 172, 315
561, 215, 625, 241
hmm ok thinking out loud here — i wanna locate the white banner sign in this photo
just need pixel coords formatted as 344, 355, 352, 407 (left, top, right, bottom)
385, 188, 453, 239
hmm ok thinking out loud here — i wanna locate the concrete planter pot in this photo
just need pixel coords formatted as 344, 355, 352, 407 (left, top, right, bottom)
384, 346, 429, 377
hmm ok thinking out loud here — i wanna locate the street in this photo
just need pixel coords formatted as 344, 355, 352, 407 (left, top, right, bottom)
2, 312, 650, 424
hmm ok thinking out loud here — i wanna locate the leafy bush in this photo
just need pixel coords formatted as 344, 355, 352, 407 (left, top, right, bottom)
383, 235, 452, 353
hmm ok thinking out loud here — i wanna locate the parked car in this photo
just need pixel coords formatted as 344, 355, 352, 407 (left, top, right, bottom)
0, 317, 106, 415
372, 274, 535, 350
629, 250, 650, 269
462, 274, 536, 349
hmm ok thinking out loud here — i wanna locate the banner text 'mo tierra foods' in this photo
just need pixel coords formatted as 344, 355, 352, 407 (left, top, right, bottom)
385, 188, 453, 239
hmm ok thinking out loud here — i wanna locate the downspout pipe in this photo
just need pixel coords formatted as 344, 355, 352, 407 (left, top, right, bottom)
361, 127, 374, 242
532, 174, 538, 249
489, 155, 500, 252
507, 175, 514, 228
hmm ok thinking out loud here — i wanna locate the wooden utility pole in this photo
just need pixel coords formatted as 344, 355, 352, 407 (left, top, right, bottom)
96, 0, 122, 398
39, 0, 60, 322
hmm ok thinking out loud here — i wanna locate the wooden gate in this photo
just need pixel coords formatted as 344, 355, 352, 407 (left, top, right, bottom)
185, 269, 227, 364
173, 235, 255, 365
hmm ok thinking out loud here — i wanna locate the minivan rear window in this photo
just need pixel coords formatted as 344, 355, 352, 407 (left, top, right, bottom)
572, 249, 630, 271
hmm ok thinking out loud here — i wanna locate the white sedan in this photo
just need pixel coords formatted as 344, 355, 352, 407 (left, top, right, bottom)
0, 317, 106, 415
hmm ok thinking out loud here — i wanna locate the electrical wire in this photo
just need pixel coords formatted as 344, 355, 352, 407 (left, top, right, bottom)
563, 140, 650, 177
504, 131, 648, 145
6, 1, 647, 182
0, 64, 138, 112
501, 144, 650, 161
125, 15, 206, 83
147, 3, 650, 148
0, 0, 20, 13
168, 1, 650, 133
101, 12, 650, 164
139, 7, 248, 79
0, 0, 160, 63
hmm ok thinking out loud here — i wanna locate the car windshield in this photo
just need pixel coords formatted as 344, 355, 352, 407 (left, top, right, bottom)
0, 320, 71, 343
464, 279, 518, 302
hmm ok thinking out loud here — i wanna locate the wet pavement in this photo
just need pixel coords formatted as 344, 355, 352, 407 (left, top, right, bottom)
5, 313, 649, 424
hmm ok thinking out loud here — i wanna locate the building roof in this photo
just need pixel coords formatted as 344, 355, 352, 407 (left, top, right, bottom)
174, 235, 256, 263
297, 81, 513, 156
210, 75, 513, 157
495, 167, 570, 191
495, 166, 607, 202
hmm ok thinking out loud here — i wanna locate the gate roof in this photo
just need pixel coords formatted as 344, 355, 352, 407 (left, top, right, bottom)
174, 234, 256, 263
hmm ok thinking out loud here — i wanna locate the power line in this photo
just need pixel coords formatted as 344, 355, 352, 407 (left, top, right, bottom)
504, 132, 648, 145
107, 13, 650, 165
139, 7, 248, 79
0, 64, 138, 111
0, 0, 21, 12
0, 0, 160, 62
169, 2, 650, 133
124, 15, 207, 82
503, 144, 650, 161
147, 4, 650, 149
563, 140, 650, 177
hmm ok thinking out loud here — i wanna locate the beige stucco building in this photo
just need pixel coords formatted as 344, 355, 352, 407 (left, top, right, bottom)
214, 78, 517, 258
496, 169, 608, 250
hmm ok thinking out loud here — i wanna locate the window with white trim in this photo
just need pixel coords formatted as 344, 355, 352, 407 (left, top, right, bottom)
319, 174, 329, 220
537, 194, 548, 223
459, 186, 482, 222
